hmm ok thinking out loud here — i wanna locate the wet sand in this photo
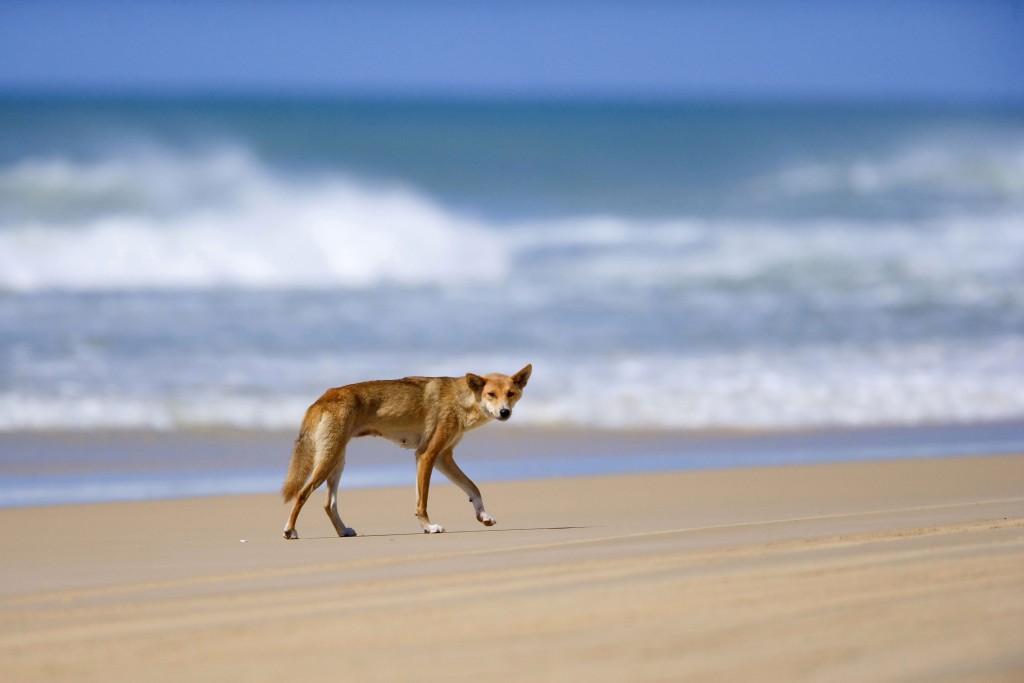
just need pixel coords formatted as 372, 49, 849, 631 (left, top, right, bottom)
1, 454, 1023, 682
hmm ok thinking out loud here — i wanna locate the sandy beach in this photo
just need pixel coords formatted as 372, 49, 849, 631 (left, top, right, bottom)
1, 452, 1022, 682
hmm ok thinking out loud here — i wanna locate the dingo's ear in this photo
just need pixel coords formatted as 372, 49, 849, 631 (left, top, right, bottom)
466, 373, 487, 394
512, 363, 532, 390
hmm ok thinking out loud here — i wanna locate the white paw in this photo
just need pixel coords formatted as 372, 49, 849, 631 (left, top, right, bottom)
283, 529, 298, 540
478, 512, 496, 526
424, 523, 446, 534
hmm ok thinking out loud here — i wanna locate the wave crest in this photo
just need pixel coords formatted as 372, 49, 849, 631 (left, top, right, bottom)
0, 147, 507, 290
753, 139, 1024, 201
1, 143, 1021, 303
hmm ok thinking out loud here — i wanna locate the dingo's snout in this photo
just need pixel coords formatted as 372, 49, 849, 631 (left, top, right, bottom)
498, 408, 511, 421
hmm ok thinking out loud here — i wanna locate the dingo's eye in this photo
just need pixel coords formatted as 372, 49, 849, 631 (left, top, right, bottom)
486, 392, 497, 399
507, 391, 515, 398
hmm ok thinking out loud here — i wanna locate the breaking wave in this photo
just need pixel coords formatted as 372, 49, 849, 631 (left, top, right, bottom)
0, 147, 507, 291
1, 144, 1022, 301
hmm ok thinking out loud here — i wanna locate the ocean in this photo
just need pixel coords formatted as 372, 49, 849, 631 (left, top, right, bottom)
1, 96, 1023, 436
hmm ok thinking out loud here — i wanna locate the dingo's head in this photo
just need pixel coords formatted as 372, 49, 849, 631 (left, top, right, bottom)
466, 364, 532, 422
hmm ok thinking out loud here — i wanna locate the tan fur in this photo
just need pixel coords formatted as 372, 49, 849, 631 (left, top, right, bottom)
281, 364, 531, 539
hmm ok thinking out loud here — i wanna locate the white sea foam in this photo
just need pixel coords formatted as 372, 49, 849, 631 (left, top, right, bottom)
0, 392, 310, 431
519, 338, 1024, 430
754, 137, 1024, 200
0, 148, 507, 291
2, 338, 1021, 432
2, 145, 1022, 297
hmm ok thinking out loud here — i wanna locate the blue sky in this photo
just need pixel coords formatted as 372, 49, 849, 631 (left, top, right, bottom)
1, 1, 1022, 102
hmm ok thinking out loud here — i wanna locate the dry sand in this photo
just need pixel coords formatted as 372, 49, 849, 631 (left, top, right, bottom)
1, 454, 1023, 682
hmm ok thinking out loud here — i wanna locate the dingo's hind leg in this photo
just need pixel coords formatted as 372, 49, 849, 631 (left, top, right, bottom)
284, 464, 333, 540
436, 449, 495, 527
283, 410, 349, 540
324, 455, 357, 537
283, 478, 316, 540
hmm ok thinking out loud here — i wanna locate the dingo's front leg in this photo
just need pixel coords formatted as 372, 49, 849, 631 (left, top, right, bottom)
415, 448, 445, 534
436, 449, 495, 527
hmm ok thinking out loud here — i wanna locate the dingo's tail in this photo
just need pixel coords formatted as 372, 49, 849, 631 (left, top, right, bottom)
281, 429, 315, 502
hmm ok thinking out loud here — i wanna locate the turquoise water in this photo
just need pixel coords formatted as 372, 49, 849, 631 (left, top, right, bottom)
4, 97, 1021, 220
1, 96, 1023, 432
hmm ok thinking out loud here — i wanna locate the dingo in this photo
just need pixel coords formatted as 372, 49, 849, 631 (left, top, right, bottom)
281, 364, 532, 539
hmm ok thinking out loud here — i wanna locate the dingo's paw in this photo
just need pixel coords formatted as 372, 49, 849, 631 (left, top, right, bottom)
424, 524, 446, 534
478, 513, 496, 526
341, 527, 358, 537
283, 529, 298, 540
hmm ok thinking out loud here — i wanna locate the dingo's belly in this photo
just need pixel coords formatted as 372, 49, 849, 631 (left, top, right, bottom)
355, 428, 421, 450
